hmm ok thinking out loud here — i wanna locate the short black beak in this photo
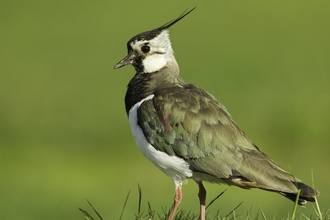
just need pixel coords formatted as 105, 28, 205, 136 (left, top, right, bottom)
114, 53, 134, 69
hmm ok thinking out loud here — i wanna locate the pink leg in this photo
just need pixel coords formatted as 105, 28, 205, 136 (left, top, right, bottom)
168, 184, 183, 220
197, 181, 206, 220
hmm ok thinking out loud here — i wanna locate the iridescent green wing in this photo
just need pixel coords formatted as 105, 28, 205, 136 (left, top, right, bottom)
137, 84, 256, 179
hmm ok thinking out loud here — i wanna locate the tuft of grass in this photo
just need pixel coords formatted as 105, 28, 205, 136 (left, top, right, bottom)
79, 185, 326, 220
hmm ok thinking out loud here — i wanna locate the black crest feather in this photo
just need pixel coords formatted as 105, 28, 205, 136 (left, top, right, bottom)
159, 7, 196, 30
128, 7, 196, 44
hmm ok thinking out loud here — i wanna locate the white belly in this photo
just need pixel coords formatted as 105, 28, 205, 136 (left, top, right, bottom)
128, 94, 193, 186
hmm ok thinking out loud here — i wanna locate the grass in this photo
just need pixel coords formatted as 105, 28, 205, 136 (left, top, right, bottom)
79, 185, 327, 220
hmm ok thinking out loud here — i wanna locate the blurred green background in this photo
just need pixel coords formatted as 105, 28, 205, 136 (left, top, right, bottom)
1, 0, 329, 219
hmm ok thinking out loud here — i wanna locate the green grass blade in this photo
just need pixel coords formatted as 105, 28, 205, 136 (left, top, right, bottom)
224, 201, 243, 219
258, 204, 267, 220
87, 200, 103, 220
119, 191, 131, 220
291, 189, 301, 220
79, 207, 95, 220
311, 170, 323, 220
206, 188, 227, 210
138, 184, 142, 215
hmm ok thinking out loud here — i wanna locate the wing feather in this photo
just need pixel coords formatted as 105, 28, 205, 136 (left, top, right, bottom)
136, 83, 317, 197
137, 84, 252, 178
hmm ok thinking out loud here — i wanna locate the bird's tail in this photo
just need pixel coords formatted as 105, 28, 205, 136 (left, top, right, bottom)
278, 181, 319, 205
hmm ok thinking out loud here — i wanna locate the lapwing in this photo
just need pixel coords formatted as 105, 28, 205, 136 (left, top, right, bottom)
114, 8, 319, 220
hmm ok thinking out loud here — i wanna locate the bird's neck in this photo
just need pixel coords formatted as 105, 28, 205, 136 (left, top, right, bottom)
125, 62, 183, 114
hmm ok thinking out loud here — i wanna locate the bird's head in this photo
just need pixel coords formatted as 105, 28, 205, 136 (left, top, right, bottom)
114, 8, 196, 74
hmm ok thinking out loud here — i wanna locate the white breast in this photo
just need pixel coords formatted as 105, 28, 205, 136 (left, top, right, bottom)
128, 94, 193, 186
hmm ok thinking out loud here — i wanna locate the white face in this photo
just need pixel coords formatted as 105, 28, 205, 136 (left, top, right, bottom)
130, 30, 176, 73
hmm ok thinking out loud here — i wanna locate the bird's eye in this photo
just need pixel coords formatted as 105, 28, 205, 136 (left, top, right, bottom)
141, 45, 150, 53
